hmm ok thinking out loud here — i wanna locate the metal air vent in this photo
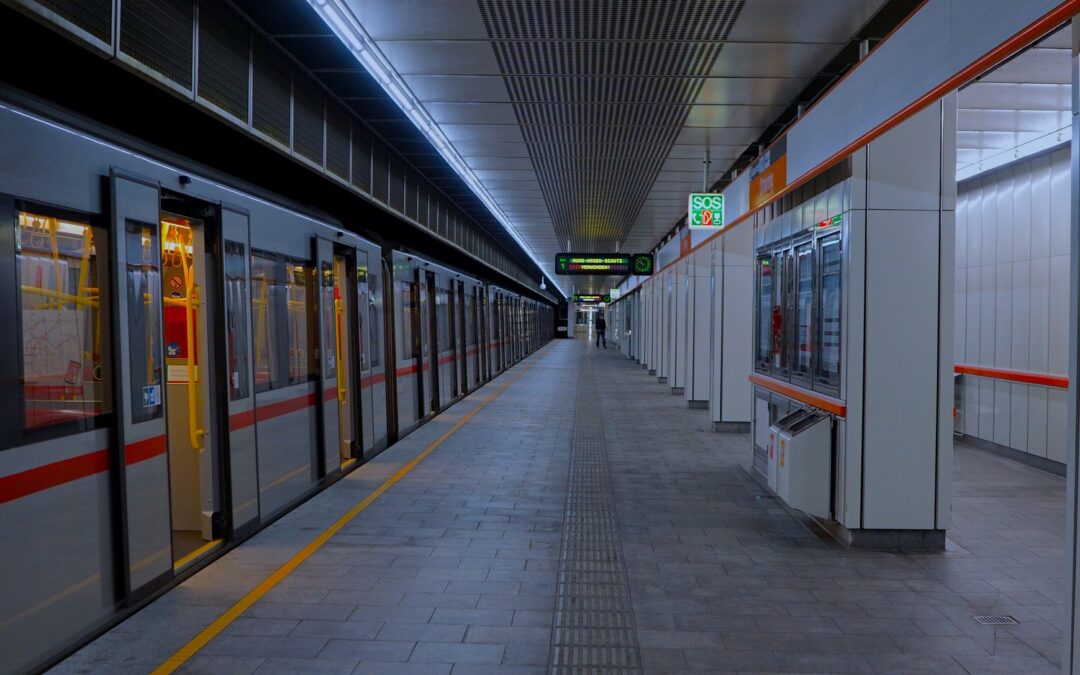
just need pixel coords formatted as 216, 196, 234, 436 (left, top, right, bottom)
197, 0, 248, 122
34, 0, 112, 43
119, 0, 193, 90
351, 124, 372, 193
371, 142, 389, 203
326, 102, 351, 180
404, 171, 418, 220
389, 157, 404, 212
478, 0, 744, 252
973, 615, 1019, 626
252, 36, 290, 146
292, 75, 325, 165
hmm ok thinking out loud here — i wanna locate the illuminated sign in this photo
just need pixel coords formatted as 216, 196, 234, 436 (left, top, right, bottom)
573, 294, 609, 304
555, 253, 655, 277
749, 136, 787, 210
817, 214, 842, 229
688, 193, 724, 229
631, 254, 654, 276
555, 253, 631, 275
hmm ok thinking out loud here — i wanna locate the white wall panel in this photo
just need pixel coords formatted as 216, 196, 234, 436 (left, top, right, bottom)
1047, 389, 1068, 463
1049, 254, 1069, 373
956, 148, 1068, 463
1010, 383, 1029, 453
1029, 388, 1049, 458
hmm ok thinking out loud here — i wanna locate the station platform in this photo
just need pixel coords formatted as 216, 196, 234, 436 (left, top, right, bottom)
54, 340, 1065, 675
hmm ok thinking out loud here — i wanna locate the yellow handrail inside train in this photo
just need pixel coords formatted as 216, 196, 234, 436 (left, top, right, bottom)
163, 221, 204, 450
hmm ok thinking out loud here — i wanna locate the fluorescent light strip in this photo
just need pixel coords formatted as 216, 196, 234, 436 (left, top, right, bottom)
306, 0, 564, 298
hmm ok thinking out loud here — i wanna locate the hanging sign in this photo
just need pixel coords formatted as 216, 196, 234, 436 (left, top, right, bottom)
749, 136, 788, 210
688, 194, 724, 229
573, 294, 610, 304
556, 253, 631, 275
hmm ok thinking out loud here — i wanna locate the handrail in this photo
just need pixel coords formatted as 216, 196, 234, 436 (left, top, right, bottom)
954, 364, 1068, 389
163, 222, 204, 450
748, 373, 847, 417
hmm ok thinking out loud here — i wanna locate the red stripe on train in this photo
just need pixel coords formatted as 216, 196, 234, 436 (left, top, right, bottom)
125, 434, 167, 465
0, 449, 110, 505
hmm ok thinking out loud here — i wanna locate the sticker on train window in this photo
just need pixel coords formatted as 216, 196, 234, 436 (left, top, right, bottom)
143, 385, 161, 407
64, 360, 82, 385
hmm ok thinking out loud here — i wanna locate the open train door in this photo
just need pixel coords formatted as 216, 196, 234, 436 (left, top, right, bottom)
110, 169, 171, 599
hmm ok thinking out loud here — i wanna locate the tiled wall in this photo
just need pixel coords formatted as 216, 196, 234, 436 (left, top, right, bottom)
954, 147, 1070, 463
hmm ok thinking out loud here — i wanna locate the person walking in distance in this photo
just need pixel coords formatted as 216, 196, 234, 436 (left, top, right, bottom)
595, 312, 607, 348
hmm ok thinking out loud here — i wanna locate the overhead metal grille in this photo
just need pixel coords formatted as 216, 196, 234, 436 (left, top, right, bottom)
372, 142, 389, 203
389, 158, 405, 212
351, 124, 372, 193
35, 0, 112, 43
293, 75, 325, 165
252, 36, 291, 146
549, 361, 642, 673
478, 0, 744, 252
404, 172, 418, 220
418, 187, 430, 228
119, 0, 193, 90
326, 102, 351, 180
973, 615, 1019, 626
197, 0, 248, 122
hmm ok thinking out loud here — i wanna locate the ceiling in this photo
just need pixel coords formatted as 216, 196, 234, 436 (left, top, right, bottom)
957, 27, 1071, 180
338, 0, 892, 293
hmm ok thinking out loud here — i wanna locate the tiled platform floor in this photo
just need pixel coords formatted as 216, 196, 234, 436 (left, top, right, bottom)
53, 340, 1066, 674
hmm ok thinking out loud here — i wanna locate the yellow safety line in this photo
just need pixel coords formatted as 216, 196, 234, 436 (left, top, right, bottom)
152, 358, 536, 674
172, 539, 224, 572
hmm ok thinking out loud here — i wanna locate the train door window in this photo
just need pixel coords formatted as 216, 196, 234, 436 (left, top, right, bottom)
447, 282, 458, 398
793, 242, 814, 384
319, 260, 336, 380
224, 241, 249, 400
16, 209, 113, 433
778, 250, 793, 377
285, 260, 312, 385
125, 219, 164, 423
366, 260, 381, 370
815, 234, 842, 393
754, 255, 773, 373
251, 252, 280, 392
160, 209, 225, 564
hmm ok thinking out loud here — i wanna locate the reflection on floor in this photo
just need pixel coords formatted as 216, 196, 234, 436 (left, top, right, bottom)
171, 529, 206, 565
56, 340, 1067, 674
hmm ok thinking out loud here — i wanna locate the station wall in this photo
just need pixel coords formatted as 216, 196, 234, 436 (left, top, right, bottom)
954, 146, 1070, 464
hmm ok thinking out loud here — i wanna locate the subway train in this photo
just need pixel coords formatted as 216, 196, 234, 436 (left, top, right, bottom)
0, 97, 553, 673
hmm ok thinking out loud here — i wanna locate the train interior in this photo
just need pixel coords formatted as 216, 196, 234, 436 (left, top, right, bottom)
159, 193, 224, 569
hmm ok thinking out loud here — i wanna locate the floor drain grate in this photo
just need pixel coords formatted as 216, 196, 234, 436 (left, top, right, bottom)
973, 615, 1019, 626
548, 360, 642, 673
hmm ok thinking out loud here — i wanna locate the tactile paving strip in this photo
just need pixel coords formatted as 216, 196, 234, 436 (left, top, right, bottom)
548, 368, 642, 673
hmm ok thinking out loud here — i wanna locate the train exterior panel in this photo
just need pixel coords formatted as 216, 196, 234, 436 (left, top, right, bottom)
0, 98, 554, 675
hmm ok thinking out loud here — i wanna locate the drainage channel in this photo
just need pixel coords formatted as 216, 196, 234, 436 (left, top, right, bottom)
548, 355, 642, 673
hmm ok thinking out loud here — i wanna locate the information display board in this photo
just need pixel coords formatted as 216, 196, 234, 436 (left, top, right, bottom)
555, 253, 631, 275
573, 294, 610, 304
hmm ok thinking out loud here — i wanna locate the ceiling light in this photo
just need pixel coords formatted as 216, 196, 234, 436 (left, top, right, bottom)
306, 0, 564, 298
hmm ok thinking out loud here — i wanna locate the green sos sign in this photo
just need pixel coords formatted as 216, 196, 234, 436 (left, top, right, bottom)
689, 193, 724, 229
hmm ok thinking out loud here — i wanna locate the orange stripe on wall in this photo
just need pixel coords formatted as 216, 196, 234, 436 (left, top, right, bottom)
748, 374, 847, 418
955, 364, 1068, 389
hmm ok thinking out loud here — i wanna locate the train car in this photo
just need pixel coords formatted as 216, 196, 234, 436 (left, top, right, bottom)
0, 96, 553, 675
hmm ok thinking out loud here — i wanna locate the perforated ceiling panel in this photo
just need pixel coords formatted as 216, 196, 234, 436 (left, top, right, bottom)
478, 0, 743, 253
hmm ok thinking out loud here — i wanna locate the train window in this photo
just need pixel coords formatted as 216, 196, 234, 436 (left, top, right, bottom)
285, 260, 312, 385
319, 261, 336, 378
124, 219, 163, 423
816, 235, 842, 392
16, 210, 112, 431
793, 242, 814, 382
251, 252, 280, 392
436, 285, 449, 352
400, 277, 417, 360
366, 261, 381, 368
224, 240, 250, 400
754, 256, 773, 373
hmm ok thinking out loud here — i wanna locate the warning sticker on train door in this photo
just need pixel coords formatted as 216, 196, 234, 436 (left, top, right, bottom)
143, 385, 161, 407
